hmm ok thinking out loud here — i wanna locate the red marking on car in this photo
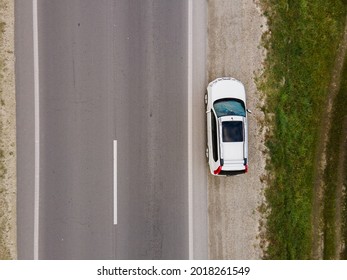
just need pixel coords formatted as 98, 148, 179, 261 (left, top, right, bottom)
214, 166, 222, 175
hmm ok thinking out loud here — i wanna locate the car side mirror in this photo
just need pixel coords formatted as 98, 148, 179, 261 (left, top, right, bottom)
247, 109, 252, 114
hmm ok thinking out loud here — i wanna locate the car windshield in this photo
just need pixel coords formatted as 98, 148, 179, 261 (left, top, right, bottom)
213, 98, 246, 117
222, 121, 243, 142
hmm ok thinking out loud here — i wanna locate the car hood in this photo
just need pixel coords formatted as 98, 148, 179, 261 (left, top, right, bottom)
209, 78, 246, 103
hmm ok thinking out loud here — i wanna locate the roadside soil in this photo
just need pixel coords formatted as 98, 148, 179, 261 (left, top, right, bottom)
335, 117, 347, 258
312, 15, 347, 260
0, 0, 16, 260
207, 0, 268, 259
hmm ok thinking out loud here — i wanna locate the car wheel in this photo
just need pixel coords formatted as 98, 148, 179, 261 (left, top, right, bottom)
205, 147, 209, 159
204, 93, 208, 105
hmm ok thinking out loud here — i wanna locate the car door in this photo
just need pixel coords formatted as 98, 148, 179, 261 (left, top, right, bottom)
207, 107, 220, 173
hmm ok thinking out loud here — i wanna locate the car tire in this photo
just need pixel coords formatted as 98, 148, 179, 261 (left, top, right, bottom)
205, 147, 209, 159
204, 93, 208, 105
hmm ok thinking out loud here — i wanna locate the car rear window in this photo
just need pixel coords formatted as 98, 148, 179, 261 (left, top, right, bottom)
213, 98, 246, 117
222, 121, 243, 142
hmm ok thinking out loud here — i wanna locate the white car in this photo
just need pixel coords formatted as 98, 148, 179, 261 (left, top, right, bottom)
205, 77, 250, 176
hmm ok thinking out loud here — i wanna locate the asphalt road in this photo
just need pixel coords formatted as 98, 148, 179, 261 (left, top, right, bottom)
16, 0, 207, 260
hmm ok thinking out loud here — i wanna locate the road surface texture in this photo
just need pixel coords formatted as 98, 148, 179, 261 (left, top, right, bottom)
16, 0, 207, 259
207, 0, 267, 259
14, 0, 268, 260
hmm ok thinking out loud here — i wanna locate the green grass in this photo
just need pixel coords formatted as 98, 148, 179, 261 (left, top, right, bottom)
259, 0, 347, 259
323, 55, 347, 259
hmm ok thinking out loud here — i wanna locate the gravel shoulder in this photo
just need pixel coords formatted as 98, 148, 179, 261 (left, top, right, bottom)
207, 0, 268, 259
0, 0, 16, 260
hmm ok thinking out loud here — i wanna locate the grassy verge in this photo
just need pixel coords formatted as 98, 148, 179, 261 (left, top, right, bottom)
323, 54, 347, 259
259, 0, 347, 259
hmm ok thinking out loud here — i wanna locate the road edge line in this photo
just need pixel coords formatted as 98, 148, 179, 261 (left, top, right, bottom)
113, 140, 117, 225
33, 0, 40, 260
188, 0, 193, 260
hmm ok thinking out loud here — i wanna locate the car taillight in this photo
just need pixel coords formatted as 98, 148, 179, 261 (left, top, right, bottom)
214, 166, 222, 175
244, 164, 248, 173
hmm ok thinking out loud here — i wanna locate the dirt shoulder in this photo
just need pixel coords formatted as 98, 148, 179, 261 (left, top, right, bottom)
336, 117, 347, 258
207, 0, 268, 259
0, 0, 16, 260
